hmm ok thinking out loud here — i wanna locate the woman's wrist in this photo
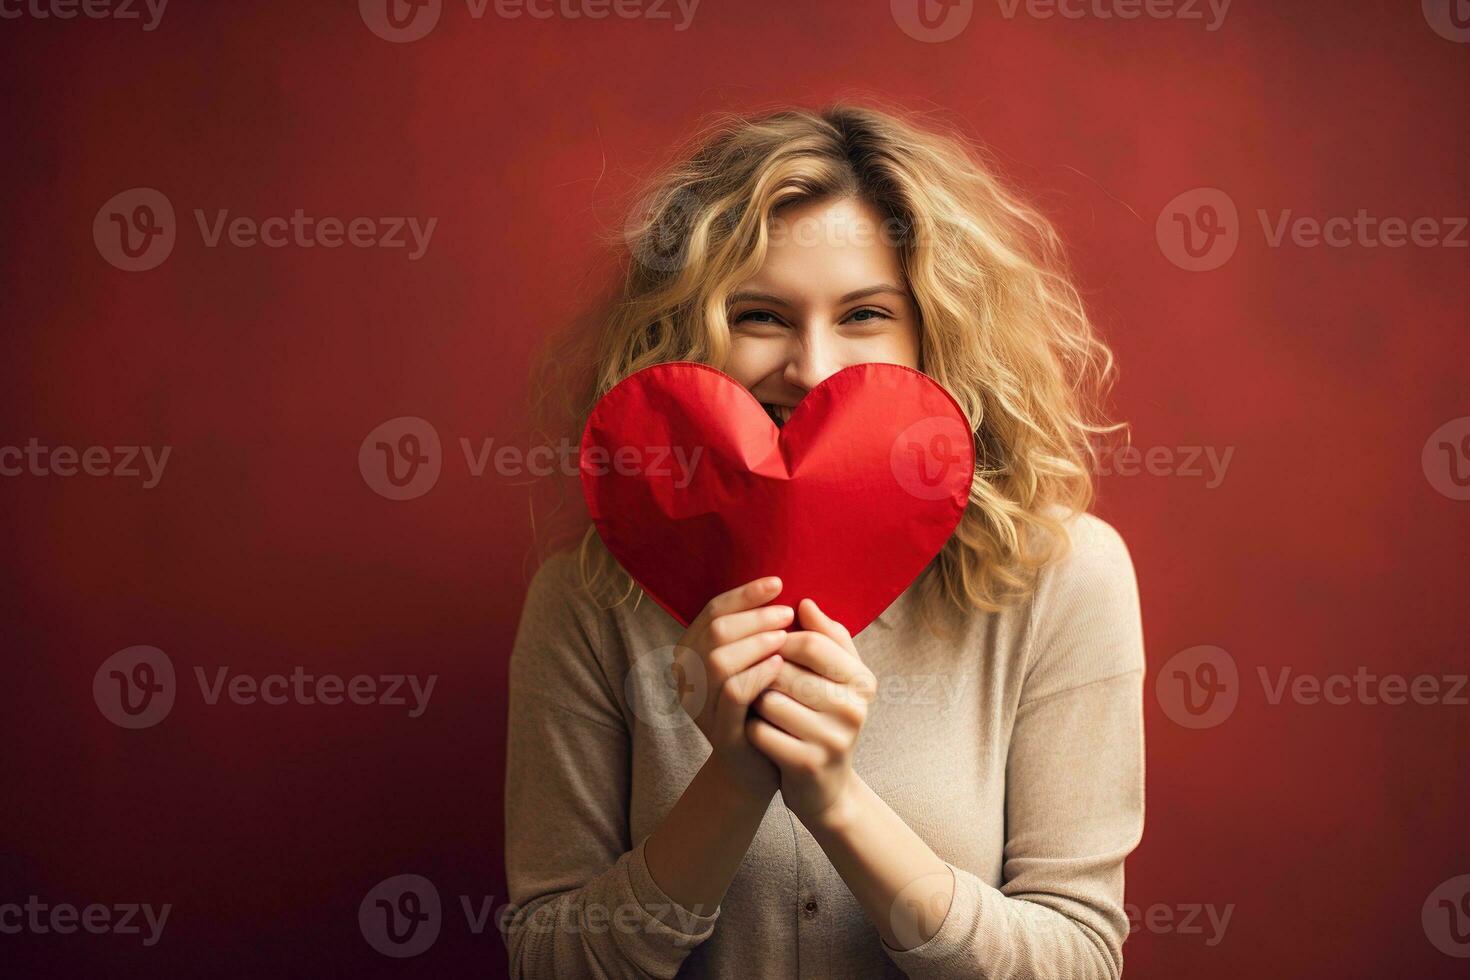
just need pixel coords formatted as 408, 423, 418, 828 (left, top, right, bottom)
703, 751, 779, 810
805, 773, 868, 839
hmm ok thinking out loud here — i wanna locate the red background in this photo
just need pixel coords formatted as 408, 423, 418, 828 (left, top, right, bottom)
2, 1, 1468, 977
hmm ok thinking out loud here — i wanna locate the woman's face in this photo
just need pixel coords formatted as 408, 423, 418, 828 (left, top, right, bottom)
723, 195, 921, 428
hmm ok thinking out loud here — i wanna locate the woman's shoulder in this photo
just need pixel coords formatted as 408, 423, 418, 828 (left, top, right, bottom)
1021, 509, 1145, 691
510, 547, 642, 730
517, 540, 674, 649
515, 546, 609, 648
522, 547, 588, 602
1042, 510, 1136, 588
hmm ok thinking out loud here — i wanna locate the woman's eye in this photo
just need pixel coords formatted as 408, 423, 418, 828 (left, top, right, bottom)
734, 310, 783, 327
847, 308, 891, 324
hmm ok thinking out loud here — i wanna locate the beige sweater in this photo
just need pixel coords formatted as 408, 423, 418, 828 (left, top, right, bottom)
501, 512, 1146, 979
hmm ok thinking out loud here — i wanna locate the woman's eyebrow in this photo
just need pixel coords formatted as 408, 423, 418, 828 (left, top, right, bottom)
727, 283, 909, 306
727, 289, 793, 306
836, 283, 908, 304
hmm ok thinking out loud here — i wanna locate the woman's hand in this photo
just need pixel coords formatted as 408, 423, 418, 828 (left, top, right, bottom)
674, 576, 794, 801
746, 598, 878, 829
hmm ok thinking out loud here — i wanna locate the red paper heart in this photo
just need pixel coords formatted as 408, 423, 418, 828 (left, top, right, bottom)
580, 361, 973, 635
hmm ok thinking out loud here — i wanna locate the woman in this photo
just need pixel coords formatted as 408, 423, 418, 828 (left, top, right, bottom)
502, 102, 1145, 979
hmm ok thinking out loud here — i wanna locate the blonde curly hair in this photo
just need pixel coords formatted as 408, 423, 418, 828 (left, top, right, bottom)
531, 101, 1120, 627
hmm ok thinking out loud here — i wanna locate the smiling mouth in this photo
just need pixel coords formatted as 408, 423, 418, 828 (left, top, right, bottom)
760, 402, 793, 428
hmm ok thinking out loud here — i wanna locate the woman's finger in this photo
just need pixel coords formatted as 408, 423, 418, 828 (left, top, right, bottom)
746, 714, 819, 770
775, 630, 859, 685
715, 653, 783, 746
705, 604, 795, 650
752, 688, 846, 751
797, 597, 856, 653
692, 576, 782, 632
768, 659, 863, 719
703, 629, 787, 688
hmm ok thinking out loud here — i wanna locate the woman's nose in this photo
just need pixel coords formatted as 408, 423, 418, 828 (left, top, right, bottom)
782, 332, 838, 394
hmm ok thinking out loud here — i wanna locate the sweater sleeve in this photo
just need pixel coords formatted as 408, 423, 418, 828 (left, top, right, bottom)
500, 553, 720, 979
880, 514, 1146, 980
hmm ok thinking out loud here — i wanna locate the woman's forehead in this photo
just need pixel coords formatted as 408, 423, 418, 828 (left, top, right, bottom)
739, 199, 909, 302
